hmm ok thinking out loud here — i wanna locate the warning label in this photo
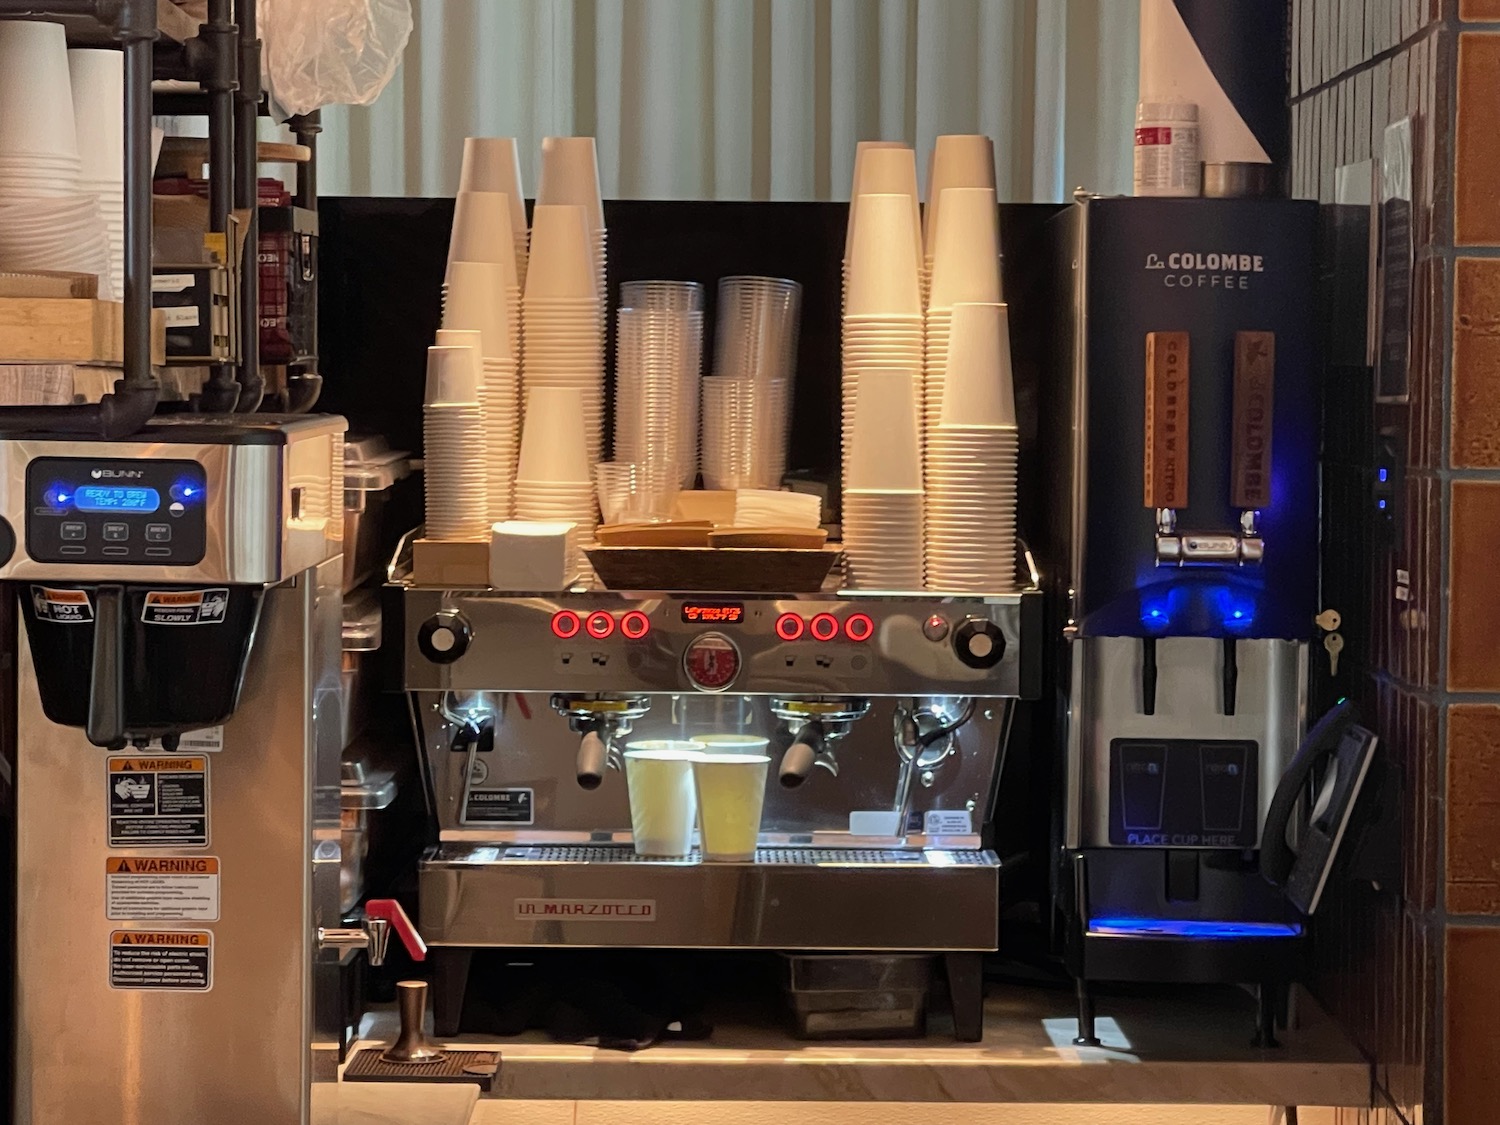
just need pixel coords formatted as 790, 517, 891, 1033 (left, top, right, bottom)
141, 588, 228, 625
30, 585, 92, 623
107, 756, 209, 848
144, 726, 224, 753
109, 930, 212, 991
106, 856, 220, 921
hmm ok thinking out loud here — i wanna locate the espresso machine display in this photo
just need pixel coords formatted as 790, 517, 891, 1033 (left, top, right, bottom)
392, 551, 1043, 1042
5, 418, 413, 1125
1043, 196, 1370, 1043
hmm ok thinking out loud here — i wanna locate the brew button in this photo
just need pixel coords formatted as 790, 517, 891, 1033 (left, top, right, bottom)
59, 545, 86, 555
102, 546, 129, 556
145, 524, 171, 543
60, 522, 86, 541
103, 523, 128, 542
145, 547, 172, 557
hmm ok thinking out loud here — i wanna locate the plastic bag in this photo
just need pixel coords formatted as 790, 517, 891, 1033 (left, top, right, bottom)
260, 0, 412, 119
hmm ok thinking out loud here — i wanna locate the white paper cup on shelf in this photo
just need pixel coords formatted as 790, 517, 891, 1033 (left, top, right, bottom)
518, 386, 592, 484
524, 204, 596, 301
845, 194, 922, 318
424, 344, 481, 405
537, 136, 604, 233
0, 22, 79, 162
924, 135, 996, 252
443, 259, 513, 362
928, 188, 1002, 310
457, 137, 527, 230
940, 302, 1016, 427
447, 190, 520, 284
848, 146, 921, 263
847, 370, 922, 492
67, 49, 122, 183
623, 741, 702, 858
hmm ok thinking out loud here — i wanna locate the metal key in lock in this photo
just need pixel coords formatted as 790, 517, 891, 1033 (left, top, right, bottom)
1315, 609, 1342, 632
1323, 632, 1344, 676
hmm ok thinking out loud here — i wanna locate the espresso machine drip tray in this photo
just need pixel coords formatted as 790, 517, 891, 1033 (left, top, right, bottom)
446, 844, 998, 867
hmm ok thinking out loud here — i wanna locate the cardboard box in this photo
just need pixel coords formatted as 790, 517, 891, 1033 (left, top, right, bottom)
0, 298, 167, 365
412, 537, 491, 588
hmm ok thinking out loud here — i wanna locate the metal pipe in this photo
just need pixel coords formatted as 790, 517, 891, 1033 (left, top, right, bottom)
198, 0, 242, 411
119, 0, 156, 391
232, 0, 263, 410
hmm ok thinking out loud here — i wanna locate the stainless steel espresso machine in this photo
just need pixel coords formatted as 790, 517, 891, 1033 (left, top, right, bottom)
1044, 196, 1380, 1044
2, 416, 409, 1125
391, 550, 1042, 1041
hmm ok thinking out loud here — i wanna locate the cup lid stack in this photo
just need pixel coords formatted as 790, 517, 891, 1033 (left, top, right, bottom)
457, 138, 529, 290
523, 203, 605, 465
843, 370, 924, 591
924, 301, 1018, 593
423, 344, 489, 541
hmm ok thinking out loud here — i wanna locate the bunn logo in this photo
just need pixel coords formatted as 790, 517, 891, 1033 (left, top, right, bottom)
91, 468, 146, 479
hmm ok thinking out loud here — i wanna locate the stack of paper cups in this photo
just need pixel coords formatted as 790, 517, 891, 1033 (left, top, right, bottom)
843, 370, 924, 591
67, 49, 123, 300
923, 135, 997, 285
523, 203, 605, 464
925, 186, 1002, 434
423, 345, 488, 540
445, 190, 522, 362
436, 326, 517, 524
842, 193, 923, 490
457, 137, 529, 289
538, 137, 606, 315
924, 302, 1018, 593
515, 386, 597, 582
845, 144, 922, 310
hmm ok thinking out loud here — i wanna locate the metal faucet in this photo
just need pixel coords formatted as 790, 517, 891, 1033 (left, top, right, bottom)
317, 899, 425, 967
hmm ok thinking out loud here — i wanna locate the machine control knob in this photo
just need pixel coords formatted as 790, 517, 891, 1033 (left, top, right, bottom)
952, 618, 1005, 669
418, 611, 471, 664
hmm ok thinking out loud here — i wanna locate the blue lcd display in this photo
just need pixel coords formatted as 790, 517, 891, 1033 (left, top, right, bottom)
72, 485, 161, 513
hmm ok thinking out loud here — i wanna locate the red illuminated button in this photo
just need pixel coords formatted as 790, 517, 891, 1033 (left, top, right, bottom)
585, 611, 616, 639
551, 610, 581, 639
684, 633, 741, 691
620, 610, 651, 639
775, 613, 805, 641
809, 613, 839, 642
844, 612, 874, 642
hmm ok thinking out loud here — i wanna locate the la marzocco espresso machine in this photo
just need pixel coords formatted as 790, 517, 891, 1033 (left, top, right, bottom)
4, 416, 412, 1125
392, 554, 1042, 1042
1044, 196, 1380, 1044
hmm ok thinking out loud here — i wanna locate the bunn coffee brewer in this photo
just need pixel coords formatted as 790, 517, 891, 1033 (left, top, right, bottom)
391, 541, 1043, 1042
5, 417, 420, 1125
1042, 196, 1382, 1044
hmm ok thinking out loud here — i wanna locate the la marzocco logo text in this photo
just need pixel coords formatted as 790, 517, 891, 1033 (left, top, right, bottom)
1144, 251, 1266, 289
91, 468, 145, 479
514, 898, 656, 921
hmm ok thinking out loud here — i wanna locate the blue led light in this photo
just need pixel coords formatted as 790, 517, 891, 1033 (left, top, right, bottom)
1090, 917, 1303, 940
43, 485, 71, 508
1378, 468, 1388, 483
169, 478, 206, 504
1378, 498, 1387, 510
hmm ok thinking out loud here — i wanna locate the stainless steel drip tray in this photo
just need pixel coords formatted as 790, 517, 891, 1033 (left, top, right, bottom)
419, 844, 1001, 951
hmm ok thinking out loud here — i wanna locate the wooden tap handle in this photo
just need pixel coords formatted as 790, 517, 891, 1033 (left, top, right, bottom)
1231, 331, 1275, 510
1143, 331, 1190, 509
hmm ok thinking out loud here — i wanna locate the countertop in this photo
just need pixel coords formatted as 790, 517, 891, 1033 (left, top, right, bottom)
349, 983, 1369, 1108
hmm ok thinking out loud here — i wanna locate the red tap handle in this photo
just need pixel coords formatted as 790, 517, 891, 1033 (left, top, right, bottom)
365, 899, 428, 962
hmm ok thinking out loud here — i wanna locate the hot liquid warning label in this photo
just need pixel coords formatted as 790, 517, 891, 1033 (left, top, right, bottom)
109, 930, 212, 991
107, 756, 209, 848
106, 856, 220, 921
141, 588, 228, 625
30, 586, 92, 623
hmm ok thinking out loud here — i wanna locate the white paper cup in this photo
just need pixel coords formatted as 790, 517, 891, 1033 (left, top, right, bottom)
443, 260, 513, 361
924, 134, 996, 251
67, 49, 122, 183
848, 146, 921, 265
940, 303, 1015, 427
692, 752, 770, 861
517, 386, 592, 484
447, 191, 520, 288
456, 137, 527, 233
624, 741, 702, 858
524, 204, 596, 301
847, 370, 922, 491
537, 136, 604, 232
928, 187, 1002, 309
425, 343, 481, 405
0, 22, 79, 162
845, 194, 922, 317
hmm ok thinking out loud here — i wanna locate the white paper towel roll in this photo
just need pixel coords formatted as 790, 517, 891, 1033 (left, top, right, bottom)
1138, 0, 1269, 166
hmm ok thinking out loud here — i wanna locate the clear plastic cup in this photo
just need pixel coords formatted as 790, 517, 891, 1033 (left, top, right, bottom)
692, 752, 770, 862
623, 741, 703, 858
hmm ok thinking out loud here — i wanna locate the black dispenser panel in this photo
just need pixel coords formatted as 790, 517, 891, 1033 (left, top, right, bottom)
25, 456, 209, 565
1108, 738, 1259, 847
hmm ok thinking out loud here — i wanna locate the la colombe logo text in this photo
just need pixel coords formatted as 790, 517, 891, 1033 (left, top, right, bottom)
1144, 250, 1266, 290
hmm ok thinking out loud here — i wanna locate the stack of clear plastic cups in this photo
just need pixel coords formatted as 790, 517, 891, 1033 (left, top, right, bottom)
709, 276, 801, 490
613, 281, 704, 489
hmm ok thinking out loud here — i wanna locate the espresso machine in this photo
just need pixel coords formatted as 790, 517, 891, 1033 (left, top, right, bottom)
1043, 196, 1380, 1042
4, 416, 415, 1125
390, 545, 1042, 1041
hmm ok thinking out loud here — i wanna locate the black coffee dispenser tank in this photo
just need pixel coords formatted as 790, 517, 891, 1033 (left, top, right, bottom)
0, 417, 344, 749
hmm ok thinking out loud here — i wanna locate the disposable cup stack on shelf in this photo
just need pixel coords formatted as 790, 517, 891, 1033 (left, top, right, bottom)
841, 192, 923, 489
457, 137, 529, 289
423, 344, 488, 540
445, 189, 523, 361
924, 186, 1002, 435
67, 48, 123, 300
515, 386, 597, 581
843, 370, 924, 591
442, 260, 519, 523
614, 281, 704, 489
923, 301, 1018, 593
845, 144, 922, 308
537, 136, 605, 318
523, 203, 605, 465
923, 135, 997, 288
705, 276, 801, 490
